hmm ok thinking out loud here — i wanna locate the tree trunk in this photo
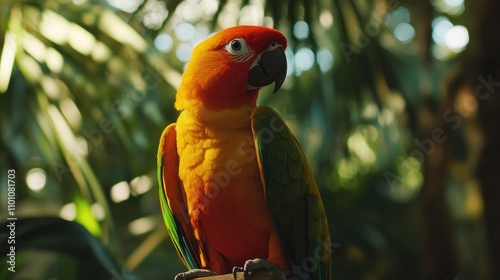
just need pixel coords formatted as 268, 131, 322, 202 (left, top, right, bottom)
417, 95, 458, 279
476, 91, 500, 280
472, 0, 500, 279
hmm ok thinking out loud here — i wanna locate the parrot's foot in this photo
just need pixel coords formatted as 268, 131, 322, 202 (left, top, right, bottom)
174, 269, 218, 280
232, 259, 285, 280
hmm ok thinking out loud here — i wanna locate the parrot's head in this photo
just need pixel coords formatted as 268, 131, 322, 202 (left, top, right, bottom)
174, 25, 287, 111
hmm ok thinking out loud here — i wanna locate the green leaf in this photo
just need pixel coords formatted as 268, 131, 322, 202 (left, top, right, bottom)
0, 217, 130, 279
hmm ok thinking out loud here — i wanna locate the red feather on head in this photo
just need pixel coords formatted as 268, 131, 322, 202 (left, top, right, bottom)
174, 26, 287, 111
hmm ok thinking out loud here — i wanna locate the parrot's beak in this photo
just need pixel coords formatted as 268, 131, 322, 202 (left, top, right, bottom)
247, 46, 287, 93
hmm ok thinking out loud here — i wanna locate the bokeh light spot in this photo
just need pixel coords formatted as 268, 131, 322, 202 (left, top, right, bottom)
347, 132, 376, 166
294, 48, 315, 74
200, 0, 218, 17
140, 0, 168, 30
338, 159, 359, 180
175, 22, 195, 41
320, 11, 333, 28
317, 48, 334, 72
26, 168, 47, 192
91, 42, 111, 62
293, 21, 310, 40
46, 48, 64, 73
107, 0, 142, 13
444, 0, 464, 5
154, 34, 173, 52
178, 1, 201, 21
68, 24, 96, 55
432, 16, 453, 44
91, 203, 105, 221
239, 4, 264, 25
60, 203, 77, 221
176, 43, 193, 62
394, 23, 415, 43
385, 7, 410, 28
110, 181, 130, 203
130, 175, 153, 195
128, 216, 156, 235
445, 25, 469, 52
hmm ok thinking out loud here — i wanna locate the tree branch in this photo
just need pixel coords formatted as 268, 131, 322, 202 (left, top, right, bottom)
193, 269, 283, 280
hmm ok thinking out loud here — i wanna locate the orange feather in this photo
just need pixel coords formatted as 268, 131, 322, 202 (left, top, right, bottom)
160, 26, 290, 274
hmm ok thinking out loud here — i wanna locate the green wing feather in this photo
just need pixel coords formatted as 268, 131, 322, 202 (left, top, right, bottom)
157, 124, 200, 270
251, 106, 332, 280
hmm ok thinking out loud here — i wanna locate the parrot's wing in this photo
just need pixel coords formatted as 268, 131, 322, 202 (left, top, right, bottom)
158, 123, 201, 270
251, 106, 332, 280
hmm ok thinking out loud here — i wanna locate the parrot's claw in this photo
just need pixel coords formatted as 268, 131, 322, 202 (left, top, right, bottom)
174, 269, 218, 280
232, 259, 285, 280
232, 266, 242, 278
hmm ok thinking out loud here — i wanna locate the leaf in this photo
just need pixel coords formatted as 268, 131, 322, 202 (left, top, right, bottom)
0, 217, 131, 279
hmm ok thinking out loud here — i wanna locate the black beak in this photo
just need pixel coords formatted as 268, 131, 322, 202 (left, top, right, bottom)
247, 47, 287, 93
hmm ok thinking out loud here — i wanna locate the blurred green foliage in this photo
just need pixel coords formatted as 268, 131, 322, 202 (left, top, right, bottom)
0, 0, 494, 279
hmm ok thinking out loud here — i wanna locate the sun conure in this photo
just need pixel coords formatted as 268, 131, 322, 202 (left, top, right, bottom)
157, 25, 332, 280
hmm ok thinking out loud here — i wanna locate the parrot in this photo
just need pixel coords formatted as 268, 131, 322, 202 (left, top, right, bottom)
157, 25, 332, 280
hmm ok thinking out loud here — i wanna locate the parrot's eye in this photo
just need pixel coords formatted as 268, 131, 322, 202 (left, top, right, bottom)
226, 38, 249, 55
231, 40, 241, 51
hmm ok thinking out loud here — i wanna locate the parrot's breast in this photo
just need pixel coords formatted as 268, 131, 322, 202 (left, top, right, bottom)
175, 106, 278, 270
